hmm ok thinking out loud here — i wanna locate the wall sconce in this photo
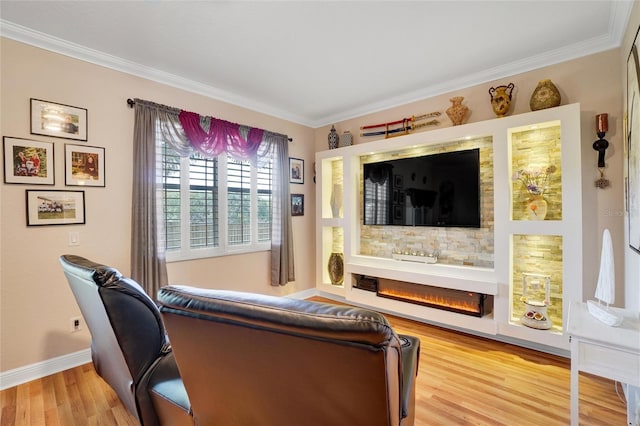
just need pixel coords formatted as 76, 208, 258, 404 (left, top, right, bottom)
593, 113, 610, 189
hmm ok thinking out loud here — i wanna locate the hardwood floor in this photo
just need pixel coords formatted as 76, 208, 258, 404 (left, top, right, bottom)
1, 300, 627, 425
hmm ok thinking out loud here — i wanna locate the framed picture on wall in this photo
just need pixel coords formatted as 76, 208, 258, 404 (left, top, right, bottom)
65, 144, 105, 187
30, 98, 88, 141
289, 157, 304, 184
3, 136, 54, 185
627, 26, 640, 254
26, 190, 86, 226
291, 193, 304, 216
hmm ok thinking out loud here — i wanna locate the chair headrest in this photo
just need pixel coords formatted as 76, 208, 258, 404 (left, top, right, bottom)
59, 254, 122, 287
158, 285, 399, 347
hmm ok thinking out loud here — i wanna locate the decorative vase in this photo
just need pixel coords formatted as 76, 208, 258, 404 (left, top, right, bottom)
446, 96, 468, 126
527, 195, 548, 220
489, 83, 515, 117
328, 125, 339, 149
328, 252, 344, 285
340, 131, 353, 147
530, 79, 561, 111
330, 183, 343, 218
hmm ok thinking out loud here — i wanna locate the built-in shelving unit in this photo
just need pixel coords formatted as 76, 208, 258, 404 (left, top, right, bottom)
315, 103, 582, 352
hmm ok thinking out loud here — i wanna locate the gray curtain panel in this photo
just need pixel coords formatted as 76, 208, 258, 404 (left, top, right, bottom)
268, 132, 296, 286
131, 100, 171, 298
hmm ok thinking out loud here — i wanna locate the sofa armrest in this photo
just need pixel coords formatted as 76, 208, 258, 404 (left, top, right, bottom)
399, 334, 420, 424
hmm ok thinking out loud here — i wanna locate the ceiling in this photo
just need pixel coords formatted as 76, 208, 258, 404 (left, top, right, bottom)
0, 1, 633, 128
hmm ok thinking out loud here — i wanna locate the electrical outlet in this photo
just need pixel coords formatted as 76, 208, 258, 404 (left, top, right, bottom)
70, 317, 81, 333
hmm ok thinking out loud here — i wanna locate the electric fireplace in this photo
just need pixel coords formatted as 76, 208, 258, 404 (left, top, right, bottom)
354, 275, 493, 317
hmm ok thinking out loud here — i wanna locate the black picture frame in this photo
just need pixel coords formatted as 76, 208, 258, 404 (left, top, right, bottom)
3, 136, 55, 185
30, 98, 88, 141
291, 193, 304, 216
26, 190, 86, 226
289, 157, 304, 184
65, 144, 105, 187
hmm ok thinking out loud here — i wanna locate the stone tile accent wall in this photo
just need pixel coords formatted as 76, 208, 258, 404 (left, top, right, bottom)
511, 234, 563, 332
331, 159, 343, 187
331, 226, 343, 253
510, 123, 562, 220
358, 137, 494, 268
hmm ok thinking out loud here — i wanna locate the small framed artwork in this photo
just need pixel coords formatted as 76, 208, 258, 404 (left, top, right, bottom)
289, 157, 304, 184
394, 174, 404, 188
26, 190, 86, 226
30, 98, 88, 141
291, 193, 304, 216
3, 136, 54, 185
65, 144, 105, 187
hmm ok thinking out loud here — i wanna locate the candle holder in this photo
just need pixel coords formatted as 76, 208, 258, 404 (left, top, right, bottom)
593, 113, 610, 189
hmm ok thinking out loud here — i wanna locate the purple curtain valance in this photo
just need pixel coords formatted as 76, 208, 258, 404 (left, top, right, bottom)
179, 111, 264, 160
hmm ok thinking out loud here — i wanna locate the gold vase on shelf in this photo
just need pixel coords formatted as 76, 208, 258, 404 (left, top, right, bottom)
530, 79, 561, 111
328, 252, 344, 285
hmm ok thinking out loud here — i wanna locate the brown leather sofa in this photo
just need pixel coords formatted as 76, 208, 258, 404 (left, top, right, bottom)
59, 255, 192, 426
158, 285, 420, 426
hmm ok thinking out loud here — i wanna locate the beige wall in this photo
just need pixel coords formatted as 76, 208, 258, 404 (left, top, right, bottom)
316, 49, 629, 310
0, 38, 316, 373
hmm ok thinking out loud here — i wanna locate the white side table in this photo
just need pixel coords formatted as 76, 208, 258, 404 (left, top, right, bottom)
567, 301, 640, 426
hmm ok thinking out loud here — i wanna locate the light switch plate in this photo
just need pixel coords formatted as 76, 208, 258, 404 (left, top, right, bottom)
68, 231, 80, 246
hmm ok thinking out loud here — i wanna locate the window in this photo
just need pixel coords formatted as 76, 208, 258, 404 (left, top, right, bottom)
159, 139, 272, 261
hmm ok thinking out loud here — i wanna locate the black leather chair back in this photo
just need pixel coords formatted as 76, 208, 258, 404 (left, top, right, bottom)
59, 255, 171, 425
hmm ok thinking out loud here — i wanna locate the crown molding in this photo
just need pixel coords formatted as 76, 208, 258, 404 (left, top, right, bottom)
0, 20, 313, 127
2, 0, 634, 129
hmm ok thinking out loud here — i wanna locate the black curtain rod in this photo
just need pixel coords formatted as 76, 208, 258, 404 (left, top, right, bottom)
126, 98, 293, 142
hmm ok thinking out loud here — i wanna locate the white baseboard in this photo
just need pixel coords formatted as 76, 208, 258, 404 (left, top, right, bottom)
0, 348, 91, 390
286, 288, 320, 300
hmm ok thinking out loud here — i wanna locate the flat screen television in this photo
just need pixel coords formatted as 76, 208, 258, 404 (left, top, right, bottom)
363, 148, 481, 227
